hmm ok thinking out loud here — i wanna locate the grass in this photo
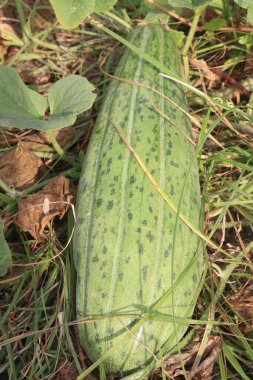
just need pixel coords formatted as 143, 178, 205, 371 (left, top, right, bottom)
0, 0, 253, 379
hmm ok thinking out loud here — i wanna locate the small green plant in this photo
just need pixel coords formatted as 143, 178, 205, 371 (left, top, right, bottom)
0, 65, 96, 131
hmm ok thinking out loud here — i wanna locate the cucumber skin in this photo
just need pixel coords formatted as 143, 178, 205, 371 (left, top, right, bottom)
74, 24, 203, 375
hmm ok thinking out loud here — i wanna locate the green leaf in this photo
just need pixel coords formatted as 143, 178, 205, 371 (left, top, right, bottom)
167, 0, 211, 8
239, 34, 253, 45
0, 219, 12, 277
49, 0, 95, 29
235, 0, 253, 24
0, 65, 96, 131
247, 6, 253, 24
94, 0, 117, 13
0, 65, 47, 130
47, 75, 96, 129
202, 18, 226, 30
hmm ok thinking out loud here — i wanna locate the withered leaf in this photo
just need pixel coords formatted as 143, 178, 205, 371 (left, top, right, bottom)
15, 176, 75, 240
55, 360, 79, 380
20, 127, 76, 150
190, 58, 220, 89
162, 334, 222, 379
230, 289, 253, 333
0, 145, 45, 190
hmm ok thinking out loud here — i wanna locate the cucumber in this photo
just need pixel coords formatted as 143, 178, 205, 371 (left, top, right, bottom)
74, 20, 203, 376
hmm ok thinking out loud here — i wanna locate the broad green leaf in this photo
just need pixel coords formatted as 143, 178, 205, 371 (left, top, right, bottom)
48, 75, 96, 115
94, 0, 117, 13
0, 65, 47, 130
167, 0, 211, 8
247, 6, 253, 24
202, 18, 226, 30
0, 219, 12, 277
235, 0, 251, 7
0, 65, 96, 131
49, 0, 95, 29
235, 0, 253, 24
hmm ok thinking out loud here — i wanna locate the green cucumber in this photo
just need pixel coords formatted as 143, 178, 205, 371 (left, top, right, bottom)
74, 20, 203, 376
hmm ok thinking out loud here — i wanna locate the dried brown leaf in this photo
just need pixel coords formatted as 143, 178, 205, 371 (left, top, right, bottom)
0, 146, 45, 190
16, 61, 51, 85
162, 334, 222, 379
230, 289, 253, 333
55, 360, 79, 380
19, 127, 76, 150
190, 58, 220, 89
15, 176, 75, 239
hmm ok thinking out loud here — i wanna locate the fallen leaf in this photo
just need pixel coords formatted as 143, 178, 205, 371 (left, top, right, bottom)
15, 176, 75, 239
16, 61, 51, 85
20, 127, 77, 150
0, 145, 45, 190
55, 360, 79, 380
162, 333, 222, 379
190, 58, 220, 89
230, 289, 253, 333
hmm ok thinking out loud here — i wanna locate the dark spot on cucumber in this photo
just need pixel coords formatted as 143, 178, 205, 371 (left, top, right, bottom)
102, 260, 108, 267
102, 272, 106, 279
101, 292, 107, 299
149, 206, 153, 213
148, 115, 155, 120
142, 265, 148, 281
136, 227, 141, 233
107, 200, 113, 210
102, 245, 108, 254
142, 219, 147, 226
128, 212, 133, 221
164, 249, 169, 258
130, 175, 136, 184
129, 191, 133, 198
137, 241, 144, 255
125, 256, 131, 263
170, 185, 175, 196
118, 154, 123, 160
119, 272, 123, 281
166, 149, 171, 155
170, 160, 179, 168
92, 255, 99, 263
146, 231, 154, 242
96, 199, 103, 207
151, 169, 156, 175
114, 175, 119, 181
157, 278, 161, 290
110, 188, 115, 196
184, 290, 192, 297
192, 273, 197, 283
148, 334, 154, 341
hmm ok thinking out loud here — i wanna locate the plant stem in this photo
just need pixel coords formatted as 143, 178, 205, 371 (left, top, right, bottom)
15, 0, 27, 37
182, 6, 205, 57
